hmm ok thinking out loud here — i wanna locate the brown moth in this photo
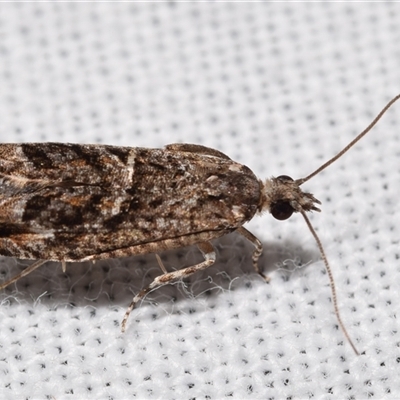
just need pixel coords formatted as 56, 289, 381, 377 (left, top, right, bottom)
0, 94, 399, 354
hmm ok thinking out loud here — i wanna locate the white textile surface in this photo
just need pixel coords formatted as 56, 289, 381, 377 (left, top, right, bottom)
0, 3, 400, 399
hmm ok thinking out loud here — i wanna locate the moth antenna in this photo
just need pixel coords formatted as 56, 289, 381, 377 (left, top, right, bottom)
300, 211, 360, 355
290, 95, 400, 355
296, 94, 400, 186
289, 95, 399, 352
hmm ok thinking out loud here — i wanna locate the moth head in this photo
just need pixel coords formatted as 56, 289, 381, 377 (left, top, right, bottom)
261, 175, 321, 220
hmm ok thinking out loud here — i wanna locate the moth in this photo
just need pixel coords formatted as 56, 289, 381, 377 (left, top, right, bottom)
0, 95, 399, 354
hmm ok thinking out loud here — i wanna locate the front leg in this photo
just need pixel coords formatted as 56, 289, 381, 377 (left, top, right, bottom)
236, 226, 269, 282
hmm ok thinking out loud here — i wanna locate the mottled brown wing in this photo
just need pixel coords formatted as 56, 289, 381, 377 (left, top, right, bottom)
0, 143, 261, 261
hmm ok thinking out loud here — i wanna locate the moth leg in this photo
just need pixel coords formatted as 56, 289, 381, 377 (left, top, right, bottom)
121, 241, 216, 332
61, 260, 67, 273
155, 254, 168, 274
236, 227, 270, 282
0, 260, 47, 290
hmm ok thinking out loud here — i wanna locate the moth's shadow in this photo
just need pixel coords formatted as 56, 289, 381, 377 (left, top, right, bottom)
0, 232, 319, 317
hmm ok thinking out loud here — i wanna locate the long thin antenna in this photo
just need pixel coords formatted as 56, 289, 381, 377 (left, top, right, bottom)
301, 211, 360, 355
297, 94, 400, 186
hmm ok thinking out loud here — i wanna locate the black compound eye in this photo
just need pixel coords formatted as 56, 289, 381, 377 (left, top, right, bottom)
271, 200, 294, 220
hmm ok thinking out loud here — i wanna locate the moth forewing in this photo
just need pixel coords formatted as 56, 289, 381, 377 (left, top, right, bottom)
0, 143, 260, 261
0, 95, 399, 354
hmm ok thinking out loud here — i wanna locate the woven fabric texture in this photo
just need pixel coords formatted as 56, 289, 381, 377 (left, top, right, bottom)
0, 3, 399, 399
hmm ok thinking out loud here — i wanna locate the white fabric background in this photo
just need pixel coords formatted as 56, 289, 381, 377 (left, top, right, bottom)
0, 3, 400, 399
